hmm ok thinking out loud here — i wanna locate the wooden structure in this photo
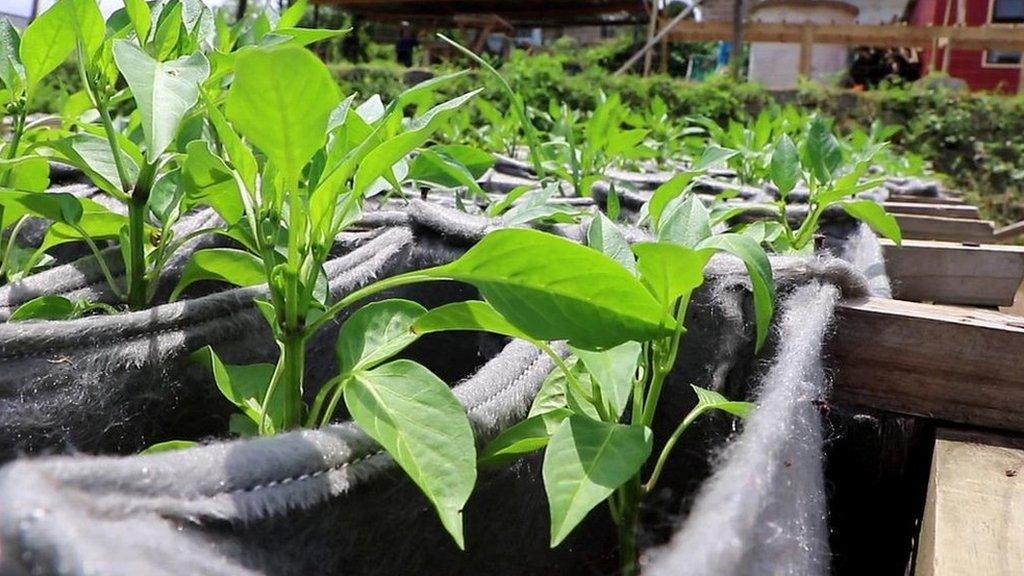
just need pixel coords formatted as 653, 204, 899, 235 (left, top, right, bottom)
914, 430, 1024, 576
316, 0, 648, 27
663, 20, 1024, 90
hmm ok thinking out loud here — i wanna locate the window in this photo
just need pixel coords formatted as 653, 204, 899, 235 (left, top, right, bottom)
985, 50, 1023, 65
992, 0, 1024, 23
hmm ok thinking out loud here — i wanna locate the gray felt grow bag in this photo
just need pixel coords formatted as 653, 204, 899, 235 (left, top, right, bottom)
0, 247, 873, 576
0, 201, 516, 461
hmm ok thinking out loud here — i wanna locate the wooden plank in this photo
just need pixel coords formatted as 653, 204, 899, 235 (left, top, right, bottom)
914, 429, 1024, 576
888, 193, 966, 205
994, 220, 1024, 243
666, 21, 1024, 50
881, 239, 1024, 306
830, 298, 1024, 432
894, 214, 994, 243
883, 202, 980, 219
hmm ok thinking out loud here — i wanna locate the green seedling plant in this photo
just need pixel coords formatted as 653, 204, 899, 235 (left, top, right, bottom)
623, 95, 698, 169
692, 106, 804, 185
0, 0, 342, 316
403, 199, 774, 573
541, 95, 650, 197
756, 115, 903, 253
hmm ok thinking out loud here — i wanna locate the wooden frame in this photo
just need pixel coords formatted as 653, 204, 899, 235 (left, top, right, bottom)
830, 297, 1024, 432
881, 239, 1024, 306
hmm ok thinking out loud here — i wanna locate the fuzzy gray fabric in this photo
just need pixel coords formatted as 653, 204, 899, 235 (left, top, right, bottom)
0, 202, 501, 461
644, 282, 840, 576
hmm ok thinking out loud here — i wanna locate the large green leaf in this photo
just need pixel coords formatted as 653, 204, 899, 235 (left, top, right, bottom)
170, 248, 266, 301
406, 148, 487, 198
337, 299, 426, 375
225, 44, 339, 180
123, 0, 152, 44
543, 416, 652, 546
0, 188, 83, 225
633, 242, 712, 311
412, 300, 533, 341
841, 200, 902, 244
696, 233, 775, 350
424, 229, 674, 350
693, 145, 738, 171
112, 41, 210, 162
20, 0, 104, 97
345, 360, 476, 548
571, 342, 641, 419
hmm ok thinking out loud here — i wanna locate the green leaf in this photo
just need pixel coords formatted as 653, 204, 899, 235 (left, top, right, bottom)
528, 359, 600, 420
647, 170, 700, 229
141, 440, 198, 454
123, 0, 152, 44
657, 194, 712, 248
424, 229, 674, 350
407, 148, 488, 199
20, 0, 104, 97
48, 133, 140, 196
478, 408, 571, 468
271, 27, 347, 47
352, 89, 481, 195
225, 44, 339, 180
112, 41, 210, 162
770, 135, 800, 196
35, 197, 130, 252
691, 385, 754, 419
337, 299, 426, 375
8, 295, 76, 322
277, 0, 308, 28
841, 200, 902, 245
571, 342, 641, 419
345, 360, 476, 548
180, 140, 244, 224
587, 212, 635, 274
411, 300, 533, 341
805, 116, 842, 183
190, 346, 282, 432
6, 157, 50, 192
170, 248, 266, 301
693, 145, 738, 171
543, 416, 652, 546
633, 242, 712, 310
696, 233, 775, 350
0, 19, 24, 96
430, 144, 494, 178
0, 189, 83, 226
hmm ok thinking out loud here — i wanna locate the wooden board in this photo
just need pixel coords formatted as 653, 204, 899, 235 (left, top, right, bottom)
894, 214, 995, 243
882, 239, 1024, 306
888, 194, 966, 205
830, 297, 1024, 432
883, 202, 980, 220
914, 429, 1024, 576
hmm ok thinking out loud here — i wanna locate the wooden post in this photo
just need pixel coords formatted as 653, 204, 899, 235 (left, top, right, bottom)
643, 0, 660, 76
915, 430, 1024, 576
660, 19, 670, 73
798, 24, 813, 77
731, 0, 745, 77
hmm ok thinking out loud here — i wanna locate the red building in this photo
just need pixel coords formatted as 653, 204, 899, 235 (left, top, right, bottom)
910, 0, 1024, 92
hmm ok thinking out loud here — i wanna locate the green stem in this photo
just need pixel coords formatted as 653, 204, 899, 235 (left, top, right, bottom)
643, 406, 705, 494
126, 161, 157, 310
260, 332, 307, 434
306, 271, 439, 335
616, 476, 642, 576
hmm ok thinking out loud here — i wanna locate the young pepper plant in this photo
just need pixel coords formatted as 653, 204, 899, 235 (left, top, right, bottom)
761, 115, 903, 253
396, 205, 774, 573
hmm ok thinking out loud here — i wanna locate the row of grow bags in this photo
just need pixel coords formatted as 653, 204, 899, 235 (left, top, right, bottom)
0, 166, 923, 575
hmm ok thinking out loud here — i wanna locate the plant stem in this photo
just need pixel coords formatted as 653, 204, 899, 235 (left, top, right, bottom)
643, 406, 704, 494
616, 476, 642, 576
126, 161, 157, 310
